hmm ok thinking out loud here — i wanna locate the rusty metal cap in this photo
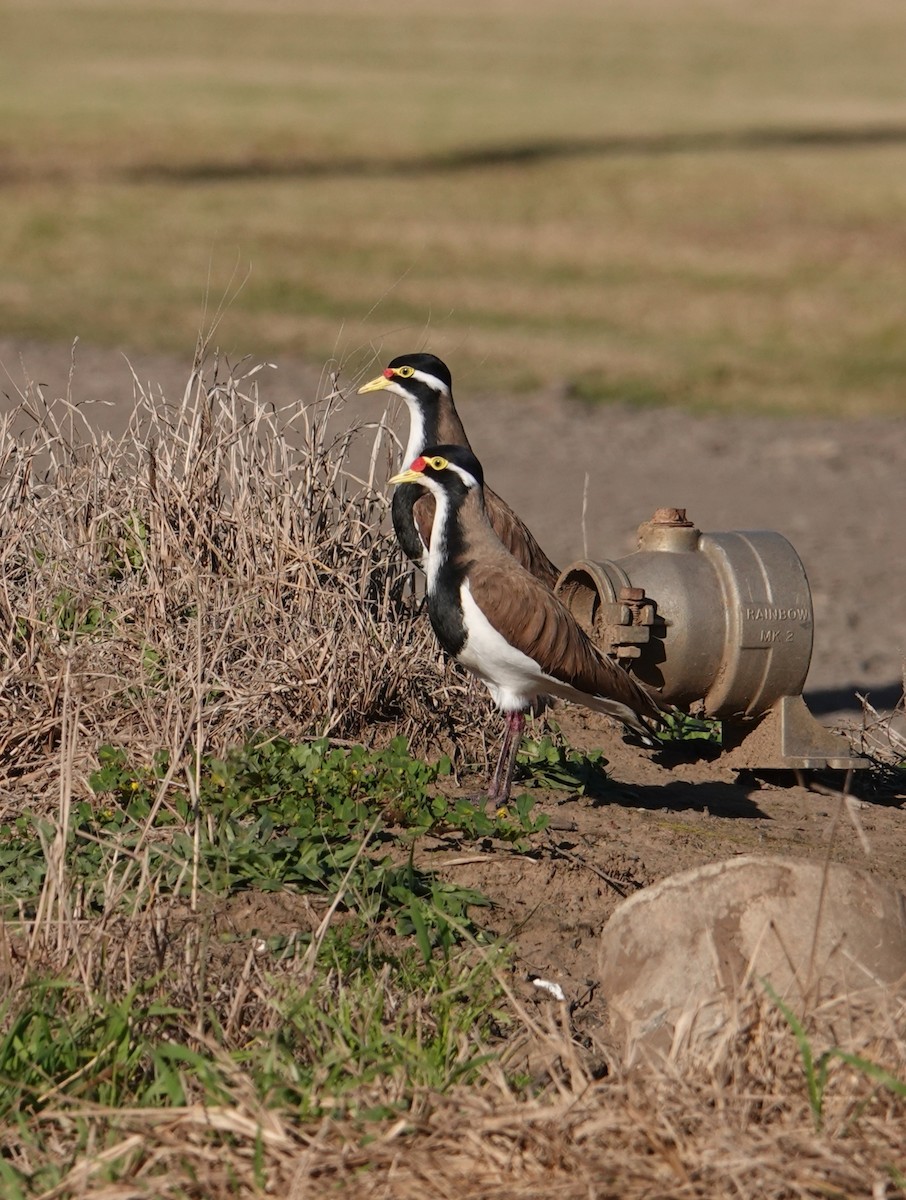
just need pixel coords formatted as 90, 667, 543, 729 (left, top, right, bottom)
650, 507, 693, 527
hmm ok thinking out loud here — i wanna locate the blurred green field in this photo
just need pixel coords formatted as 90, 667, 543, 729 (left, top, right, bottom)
3, 0, 906, 414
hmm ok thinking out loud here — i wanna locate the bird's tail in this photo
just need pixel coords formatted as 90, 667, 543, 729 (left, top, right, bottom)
584, 693, 662, 746
599, 671, 673, 747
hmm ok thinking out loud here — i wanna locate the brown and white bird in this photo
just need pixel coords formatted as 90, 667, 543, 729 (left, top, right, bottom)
389, 445, 662, 805
358, 353, 559, 588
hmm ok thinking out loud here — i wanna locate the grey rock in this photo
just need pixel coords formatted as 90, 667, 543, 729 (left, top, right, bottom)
597, 855, 906, 1061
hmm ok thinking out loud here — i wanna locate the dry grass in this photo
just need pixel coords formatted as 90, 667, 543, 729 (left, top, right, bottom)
0, 351, 904, 1198
0, 346, 484, 827
16, 990, 906, 1199
858, 687, 906, 766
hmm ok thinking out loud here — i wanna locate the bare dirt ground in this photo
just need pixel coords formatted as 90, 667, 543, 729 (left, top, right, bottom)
2, 337, 904, 1049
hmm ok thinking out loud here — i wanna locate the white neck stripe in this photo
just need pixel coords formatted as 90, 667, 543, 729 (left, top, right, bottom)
424, 480, 449, 593
445, 461, 479, 489
402, 404, 428, 465
410, 368, 450, 395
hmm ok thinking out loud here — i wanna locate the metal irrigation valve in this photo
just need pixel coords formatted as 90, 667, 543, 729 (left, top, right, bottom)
555, 508, 866, 771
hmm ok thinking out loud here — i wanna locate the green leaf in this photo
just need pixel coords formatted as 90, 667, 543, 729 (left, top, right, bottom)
408, 899, 433, 963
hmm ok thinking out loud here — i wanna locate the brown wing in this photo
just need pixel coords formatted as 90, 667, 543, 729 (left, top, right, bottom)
466, 548, 662, 723
482, 485, 560, 589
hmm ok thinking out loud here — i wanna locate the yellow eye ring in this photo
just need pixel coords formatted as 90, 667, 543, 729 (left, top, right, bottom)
394, 365, 415, 378
426, 455, 448, 470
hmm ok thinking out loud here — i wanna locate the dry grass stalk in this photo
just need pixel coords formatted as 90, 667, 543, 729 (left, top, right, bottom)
858, 681, 906, 764
25, 991, 906, 1200
0, 355, 487, 828
1, 356, 904, 1199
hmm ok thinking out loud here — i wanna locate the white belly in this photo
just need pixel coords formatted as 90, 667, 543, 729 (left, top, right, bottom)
456, 582, 651, 738
458, 583, 545, 713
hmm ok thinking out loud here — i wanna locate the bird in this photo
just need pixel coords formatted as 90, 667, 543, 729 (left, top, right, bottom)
358, 352, 559, 588
388, 444, 663, 806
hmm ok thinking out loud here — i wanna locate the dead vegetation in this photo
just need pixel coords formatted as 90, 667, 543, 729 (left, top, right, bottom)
0, 354, 904, 1198
19, 991, 906, 1200
0, 351, 485, 824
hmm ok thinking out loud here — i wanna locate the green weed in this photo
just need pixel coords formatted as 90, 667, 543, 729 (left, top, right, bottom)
0, 736, 548, 948
517, 730, 611, 795
241, 939, 506, 1114
102, 512, 150, 579
0, 982, 200, 1118
0, 732, 531, 1190
658, 711, 722, 745
441, 792, 550, 850
0, 942, 506, 1128
764, 980, 906, 1132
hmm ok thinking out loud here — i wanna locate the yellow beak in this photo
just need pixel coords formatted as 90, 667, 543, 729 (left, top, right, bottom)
388, 466, 424, 486
357, 373, 392, 395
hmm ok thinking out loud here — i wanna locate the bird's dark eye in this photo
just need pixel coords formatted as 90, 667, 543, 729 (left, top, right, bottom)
395, 365, 415, 378
427, 456, 448, 470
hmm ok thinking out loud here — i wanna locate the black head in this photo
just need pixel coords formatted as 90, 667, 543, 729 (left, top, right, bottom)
389, 443, 484, 498
357, 352, 452, 404
386, 353, 452, 391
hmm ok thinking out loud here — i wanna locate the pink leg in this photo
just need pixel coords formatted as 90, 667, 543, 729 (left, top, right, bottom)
487, 711, 525, 806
